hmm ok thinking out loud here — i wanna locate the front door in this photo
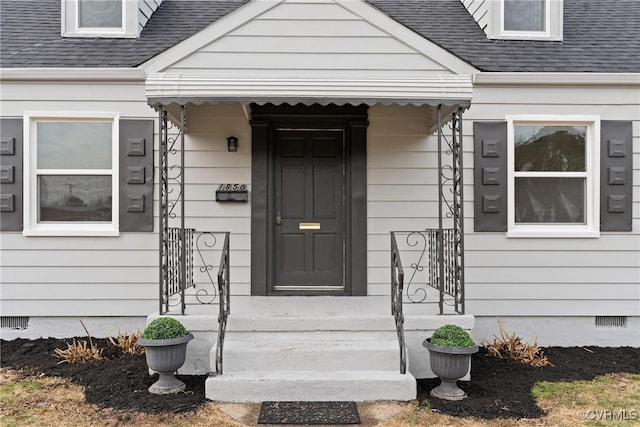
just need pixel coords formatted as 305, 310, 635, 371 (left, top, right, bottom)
273, 130, 345, 291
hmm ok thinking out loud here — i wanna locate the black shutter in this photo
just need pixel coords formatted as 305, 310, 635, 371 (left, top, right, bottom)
600, 121, 632, 232
0, 118, 23, 231
473, 121, 508, 232
119, 119, 154, 232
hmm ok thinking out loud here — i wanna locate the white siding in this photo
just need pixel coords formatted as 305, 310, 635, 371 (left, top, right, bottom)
0, 80, 157, 316
367, 84, 640, 319
161, 0, 455, 77
138, 0, 162, 33
175, 103, 253, 296
2, 82, 637, 324
461, 0, 490, 31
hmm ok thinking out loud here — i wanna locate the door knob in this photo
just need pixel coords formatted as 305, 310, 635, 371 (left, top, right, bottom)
276, 211, 281, 226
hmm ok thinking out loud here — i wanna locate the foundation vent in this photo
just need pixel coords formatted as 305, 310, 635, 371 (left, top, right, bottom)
595, 316, 627, 328
1, 316, 29, 329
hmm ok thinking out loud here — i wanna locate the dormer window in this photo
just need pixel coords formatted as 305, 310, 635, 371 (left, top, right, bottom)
503, 0, 546, 33
62, 0, 137, 38
485, 0, 563, 41
78, 0, 123, 29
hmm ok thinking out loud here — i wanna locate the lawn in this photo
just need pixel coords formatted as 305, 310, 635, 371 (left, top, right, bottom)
1, 338, 639, 426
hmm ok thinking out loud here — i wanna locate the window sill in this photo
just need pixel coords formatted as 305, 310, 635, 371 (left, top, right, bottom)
491, 32, 561, 41
507, 228, 600, 239
23, 226, 120, 237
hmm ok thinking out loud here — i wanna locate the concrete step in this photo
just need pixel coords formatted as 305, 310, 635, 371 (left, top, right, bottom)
226, 314, 396, 332
205, 370, 416, 402
221, 335, 399, 372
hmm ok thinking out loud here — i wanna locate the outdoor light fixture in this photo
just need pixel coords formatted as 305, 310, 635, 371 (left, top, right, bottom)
227, 136, 238, 152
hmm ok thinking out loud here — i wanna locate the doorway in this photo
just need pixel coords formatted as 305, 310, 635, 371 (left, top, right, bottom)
250, 104, 369, 296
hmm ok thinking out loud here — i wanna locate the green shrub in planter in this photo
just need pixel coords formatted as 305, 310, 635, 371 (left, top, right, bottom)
138, 317, 193, 395
141, 317, 189, 340
430, 324, 475, 348
423, 324, 478, 401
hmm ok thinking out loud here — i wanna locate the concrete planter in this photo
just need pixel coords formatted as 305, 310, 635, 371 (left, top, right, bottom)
138, 333, 194, 394
423, 338, 478, 401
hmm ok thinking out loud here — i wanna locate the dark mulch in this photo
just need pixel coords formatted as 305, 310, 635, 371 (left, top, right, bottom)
2, 338, 639, 419
0, 338, 206, 414
419, 346, 640, 419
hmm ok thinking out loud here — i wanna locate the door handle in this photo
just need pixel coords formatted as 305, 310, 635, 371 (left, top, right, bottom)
276, 211, 281, 226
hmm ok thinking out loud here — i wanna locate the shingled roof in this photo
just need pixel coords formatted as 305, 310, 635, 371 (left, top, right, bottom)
1, 0, 638, 72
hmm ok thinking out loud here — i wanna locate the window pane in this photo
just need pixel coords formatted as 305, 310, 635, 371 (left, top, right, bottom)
504, 0, 545, 31
37, 122, 112, 169
515, 125, 586, 172
515, 177, 585, 223
78, 0, 122, 28
39, 176, 112, 222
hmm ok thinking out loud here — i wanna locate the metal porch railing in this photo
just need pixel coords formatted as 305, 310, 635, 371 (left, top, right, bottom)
391, 229, 465, 374
160, 228, 230, 315
215, 232, 230, 375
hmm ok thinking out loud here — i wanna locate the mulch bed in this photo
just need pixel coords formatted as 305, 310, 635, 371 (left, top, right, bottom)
2, 338, 639, 419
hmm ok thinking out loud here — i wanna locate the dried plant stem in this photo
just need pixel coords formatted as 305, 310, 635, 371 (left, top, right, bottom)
482, 318, 553, 367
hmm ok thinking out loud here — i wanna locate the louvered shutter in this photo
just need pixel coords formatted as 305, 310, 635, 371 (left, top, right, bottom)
119, 119, 154, 232
473, 121, 508, 232
0, 118, 23, 231
600, 121, 632, 232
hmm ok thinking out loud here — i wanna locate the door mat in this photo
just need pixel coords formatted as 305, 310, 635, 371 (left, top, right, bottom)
258, 401, 360, 425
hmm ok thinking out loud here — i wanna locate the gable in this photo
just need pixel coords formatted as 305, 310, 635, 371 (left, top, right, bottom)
143, 0, 477, 76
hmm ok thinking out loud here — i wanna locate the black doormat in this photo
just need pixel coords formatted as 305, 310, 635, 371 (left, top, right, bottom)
258, 401, 360, 425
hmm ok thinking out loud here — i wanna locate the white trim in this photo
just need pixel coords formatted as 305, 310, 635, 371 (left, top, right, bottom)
505, 115, 600, 239
500, 0, 550, 37
486, 0, 563, 41
144, 74, 474, 105
61, 0, 138, 38
473, 72, 640, 86
23, 111, 120, 237
141, 0, 478, 75
0, 68, 145, 82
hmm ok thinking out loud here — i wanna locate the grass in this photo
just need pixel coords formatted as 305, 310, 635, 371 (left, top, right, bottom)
384, 372, 640, 427
1, 368, 638, 426
531, 373, 640, 427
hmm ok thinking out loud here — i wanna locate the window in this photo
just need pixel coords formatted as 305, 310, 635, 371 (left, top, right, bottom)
61, 0, 137, 38
78, 0, 123, 29
503, 0, 546, 32
487, 0, 563, 41
506, 116, 600, 237
24, 112, 119, 236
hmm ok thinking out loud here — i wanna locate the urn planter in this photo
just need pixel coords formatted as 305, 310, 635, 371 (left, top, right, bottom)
137, 333, 194, 394
423, 338, 478, 400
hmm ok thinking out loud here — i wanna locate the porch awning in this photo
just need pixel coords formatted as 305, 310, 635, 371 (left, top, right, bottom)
145, 73, 473, 108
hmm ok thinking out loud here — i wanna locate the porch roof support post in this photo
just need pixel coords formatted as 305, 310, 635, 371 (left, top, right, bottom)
180, 104, 186, 315
453, 108, 465, 314
436, 105, 445, 315
159, 107, 169, 315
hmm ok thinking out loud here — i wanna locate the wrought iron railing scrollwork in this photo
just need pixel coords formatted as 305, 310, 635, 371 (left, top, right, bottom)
159, 107, 186, 314
437, 108, 465, 315
215, 232, 230, 375
391, 232, 407, 375
392, 229, 462, 313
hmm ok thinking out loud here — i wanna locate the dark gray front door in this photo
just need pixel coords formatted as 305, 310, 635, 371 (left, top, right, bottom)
273, 130, 345, 290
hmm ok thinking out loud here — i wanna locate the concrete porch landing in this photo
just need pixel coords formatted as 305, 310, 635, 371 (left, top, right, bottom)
150, 296, 474, 402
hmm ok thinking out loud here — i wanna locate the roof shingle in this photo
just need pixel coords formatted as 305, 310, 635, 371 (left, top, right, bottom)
1, 0, 638, 72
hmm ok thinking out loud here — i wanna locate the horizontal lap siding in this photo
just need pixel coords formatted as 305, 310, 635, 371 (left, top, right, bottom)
367, 84, 640, 317
162, 1, 453, 77
176, 104, 252, 296
0, 80, 160, 316
0, 83, 252, 316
